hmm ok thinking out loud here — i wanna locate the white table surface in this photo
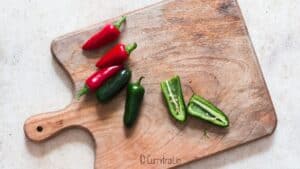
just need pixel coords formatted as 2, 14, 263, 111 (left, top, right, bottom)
0, 0, 299, 169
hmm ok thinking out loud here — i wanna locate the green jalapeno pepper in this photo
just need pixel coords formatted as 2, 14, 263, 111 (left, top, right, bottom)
160, 75, 187, 122
187, 94, 229, 127
123, 77, 145, 128
96, 68, 131, 102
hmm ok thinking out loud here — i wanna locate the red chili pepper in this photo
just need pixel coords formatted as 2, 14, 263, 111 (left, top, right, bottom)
82, 16, 126, 50
77, 65, 123, 98
96, 42, 137, 68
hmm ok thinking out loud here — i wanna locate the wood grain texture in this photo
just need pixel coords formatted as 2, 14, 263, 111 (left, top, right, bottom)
24, 0, 277, 168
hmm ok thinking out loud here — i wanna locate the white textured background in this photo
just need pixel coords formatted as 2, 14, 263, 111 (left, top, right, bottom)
0, 0, 299, 169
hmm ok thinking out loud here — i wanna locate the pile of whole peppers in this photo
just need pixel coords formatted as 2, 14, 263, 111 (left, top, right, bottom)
78, 16, 229, 129
78, 16, 144, 128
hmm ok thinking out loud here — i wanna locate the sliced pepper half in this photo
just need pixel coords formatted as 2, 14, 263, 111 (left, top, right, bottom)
187, 94, 229, 127
160, 76, 187, 122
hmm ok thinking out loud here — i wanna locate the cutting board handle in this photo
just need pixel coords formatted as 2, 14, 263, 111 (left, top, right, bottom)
24, 103, 85, 142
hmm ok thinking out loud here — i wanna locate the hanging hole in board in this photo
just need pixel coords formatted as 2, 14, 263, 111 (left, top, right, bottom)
36, 126, 43, 132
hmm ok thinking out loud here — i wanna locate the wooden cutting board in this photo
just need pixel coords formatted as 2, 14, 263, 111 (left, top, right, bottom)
24, 0, 277, 168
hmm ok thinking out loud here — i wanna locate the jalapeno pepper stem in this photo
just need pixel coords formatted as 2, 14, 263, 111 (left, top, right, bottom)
76, 85, 89, 100
113, 16, 126, 30
124, 64, 130, 70
125, 42, 137, 55
136, 76, 144, 85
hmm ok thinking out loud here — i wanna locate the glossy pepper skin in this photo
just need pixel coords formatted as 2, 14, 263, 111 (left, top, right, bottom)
187, 94, 229, 127
77, 65, 123, 99
160, 76, 187, 122
82, 16, 126, 50
96, 68, 132, 102
96, 42, 137, 68
123, 77, 145, 128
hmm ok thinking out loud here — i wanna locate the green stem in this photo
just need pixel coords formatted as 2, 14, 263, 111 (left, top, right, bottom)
113, 16, 126, 30
76, 85, 89, 100
125, 42, 137, 55
136, 76, 144, 85
124, 63, 130, 70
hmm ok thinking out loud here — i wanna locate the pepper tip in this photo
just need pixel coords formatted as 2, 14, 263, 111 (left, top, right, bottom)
76, 86, 89, 100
